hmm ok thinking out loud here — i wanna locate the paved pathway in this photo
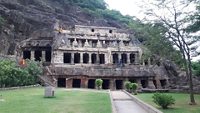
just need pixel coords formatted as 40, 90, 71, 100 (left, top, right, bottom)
111, 91, 148, 113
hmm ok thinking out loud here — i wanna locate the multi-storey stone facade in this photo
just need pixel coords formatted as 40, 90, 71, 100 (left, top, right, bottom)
19, 24, 169, 90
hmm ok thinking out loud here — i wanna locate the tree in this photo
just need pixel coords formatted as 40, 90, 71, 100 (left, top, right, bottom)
186, 1, 200, 33
140, 0, 198, 105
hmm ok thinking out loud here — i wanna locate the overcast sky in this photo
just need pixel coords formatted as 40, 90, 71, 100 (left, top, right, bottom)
105, 0, 145, 19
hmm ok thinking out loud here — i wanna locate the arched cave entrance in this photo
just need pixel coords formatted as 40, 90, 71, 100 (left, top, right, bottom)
64, 53, 71, 63
130, 53, 135, 64
23, 51, 31, 59
113, 53, 118, 64
45, 50, 51, 62
83, 53, 89, 64
102, 79, 110, 89
160, 79, 167, 88
99, 54, 105, 64
74, 53, 80, 63
141, 80, 148, 88
88, 79, 95, 89
121, 53, 127, 64
92, 53, 97, 64
115, 80, 123, 90
72, 79, 81, 88
57, 78, 66, 87
35, 50, 42, 61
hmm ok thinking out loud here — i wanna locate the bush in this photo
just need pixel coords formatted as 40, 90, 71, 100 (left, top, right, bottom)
95, 79, 103, 90
130, 83, 138, 95
124, 81, 131, 91
152, 93, 175, 109
0, 59, 42, 88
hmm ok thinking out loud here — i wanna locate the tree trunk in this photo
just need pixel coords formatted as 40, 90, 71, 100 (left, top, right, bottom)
187, 53, 196, 105
180, 47, 196, 105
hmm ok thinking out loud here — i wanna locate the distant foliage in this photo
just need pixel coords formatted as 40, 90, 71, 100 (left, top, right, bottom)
0, 59, 42, 88
64, 0, 106, 10
0, 16, 5, 30
152, 93, 175, 109
0, 16, 5, 24
95, 79, 103, 90
192, 62, 200, 76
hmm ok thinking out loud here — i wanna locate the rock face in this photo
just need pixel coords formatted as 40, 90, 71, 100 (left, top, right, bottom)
161, 60, 200, 93
0, 0, 124, 55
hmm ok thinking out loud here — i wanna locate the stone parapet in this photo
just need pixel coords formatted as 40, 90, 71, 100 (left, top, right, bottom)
49, 65, 155, 77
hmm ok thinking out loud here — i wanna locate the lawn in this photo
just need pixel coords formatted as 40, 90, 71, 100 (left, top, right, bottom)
136, 93, 200, 113
0, 88, 111, 113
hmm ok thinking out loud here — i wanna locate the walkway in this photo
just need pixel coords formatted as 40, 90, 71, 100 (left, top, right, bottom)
111, 91, 148, 113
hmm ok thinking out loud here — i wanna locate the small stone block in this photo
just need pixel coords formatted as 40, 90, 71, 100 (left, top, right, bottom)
44, 86, 55, 97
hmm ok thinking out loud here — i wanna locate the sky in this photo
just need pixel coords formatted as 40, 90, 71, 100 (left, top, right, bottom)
104, 0, 146, 19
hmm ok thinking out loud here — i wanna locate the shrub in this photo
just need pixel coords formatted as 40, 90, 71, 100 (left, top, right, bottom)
130, 83, 138, 95
124, 81, 131, 91
152, 93, 175, 109
0, 59, 42, 88
95, 79, 103, 90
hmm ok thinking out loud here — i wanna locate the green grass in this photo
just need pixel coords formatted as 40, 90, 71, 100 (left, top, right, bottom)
0, 88, 111, 113
136, 93, 200, 113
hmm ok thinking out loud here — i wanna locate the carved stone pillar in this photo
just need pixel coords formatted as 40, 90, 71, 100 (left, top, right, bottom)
42, 51, 46, 62
80, 52, 83, 64
88, 53, 92, 64
71, 52, 74, 64
66, 79, 72, 88
110, 79, 115, 90
143, 59, 145, 66
148, 79, 156, 89
165, 79, 170, 88
154, 78, 161, 89
96, 53, 100, 64
110, 52, 113, 64
31, 51, 35, 60
81, 77, 88, 88
135, 53, 139, 65
127, 53, 130, 64
148, 58, 151, 66
118, 53, 121, 61
136, 79, 142, 89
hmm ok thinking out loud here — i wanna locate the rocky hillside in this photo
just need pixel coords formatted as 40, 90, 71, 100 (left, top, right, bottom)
0, 0, 128, 55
